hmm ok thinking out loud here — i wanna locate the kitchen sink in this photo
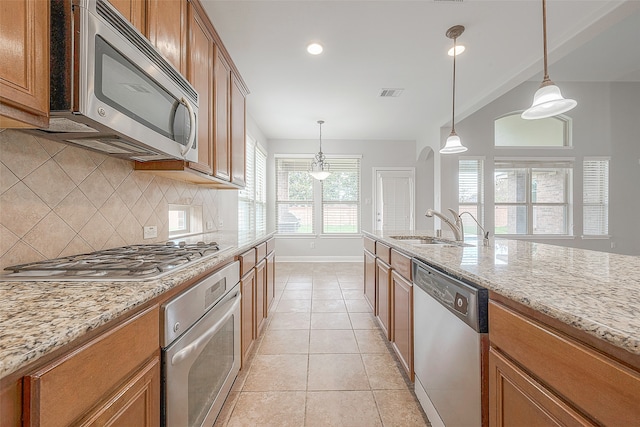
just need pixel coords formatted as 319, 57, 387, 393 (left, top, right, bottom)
389, 236, 470, 247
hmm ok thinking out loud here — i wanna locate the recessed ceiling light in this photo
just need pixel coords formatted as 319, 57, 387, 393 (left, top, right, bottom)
307, 43, 324, 55
448, 45, 465, 56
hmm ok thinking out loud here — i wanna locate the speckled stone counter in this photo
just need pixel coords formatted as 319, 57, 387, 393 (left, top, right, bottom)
0, 231, 274, 380
365, 230, 640, 357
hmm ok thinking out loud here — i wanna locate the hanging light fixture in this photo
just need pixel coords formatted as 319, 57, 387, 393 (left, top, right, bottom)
522, 0, 576, 120
309, 120, 331, 180
440, 25, 468, 155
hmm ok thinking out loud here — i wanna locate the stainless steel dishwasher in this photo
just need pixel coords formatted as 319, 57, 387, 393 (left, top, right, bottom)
412, 259, 488, 427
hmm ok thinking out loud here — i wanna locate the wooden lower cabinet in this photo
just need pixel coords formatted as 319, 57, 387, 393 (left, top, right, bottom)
240, 268, 256, 365
375, 258, 392, 340
266, 251, 275, 312
22, 306, 160, 427
255, 259, 267, 337
363, 249, 376, 312
489, 348, 592, 427
391, 270, 413, 381
489, 300, 640, 426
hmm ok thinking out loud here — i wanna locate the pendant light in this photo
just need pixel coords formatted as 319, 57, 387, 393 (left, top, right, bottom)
309, 120, 331, 180
440, 25, 468, 155
522, 0, 576, 120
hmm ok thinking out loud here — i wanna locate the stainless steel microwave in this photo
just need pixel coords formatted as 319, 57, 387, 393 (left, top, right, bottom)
32, 0, 199, 163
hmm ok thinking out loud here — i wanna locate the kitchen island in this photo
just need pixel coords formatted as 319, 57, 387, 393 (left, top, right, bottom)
364, 230, 640, 425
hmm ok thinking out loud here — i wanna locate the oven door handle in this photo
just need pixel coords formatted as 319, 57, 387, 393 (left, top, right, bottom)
171, 292, 240, 366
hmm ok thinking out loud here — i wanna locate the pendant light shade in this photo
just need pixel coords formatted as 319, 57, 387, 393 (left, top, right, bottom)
440, 25, 467, 155
309, 120, 331, 180
522, 0, 576, 120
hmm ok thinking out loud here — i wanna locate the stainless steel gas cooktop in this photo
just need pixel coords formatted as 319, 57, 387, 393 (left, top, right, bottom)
1, 242, 224, 281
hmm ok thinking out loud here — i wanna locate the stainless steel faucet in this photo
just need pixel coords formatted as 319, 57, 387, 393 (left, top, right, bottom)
425, 208, 463, 241
426, 208, 490, 246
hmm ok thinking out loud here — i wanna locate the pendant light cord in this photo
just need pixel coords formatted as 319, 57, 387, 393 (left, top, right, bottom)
451, 36, 457, 134
542, 0, 551, 84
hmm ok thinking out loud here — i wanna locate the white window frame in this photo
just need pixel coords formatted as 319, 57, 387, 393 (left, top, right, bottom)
239, 134, 267, 234
458, 157, 485, 238
582, 157, 610, 238
494, 158, 574, 237
275, 154, 361, 236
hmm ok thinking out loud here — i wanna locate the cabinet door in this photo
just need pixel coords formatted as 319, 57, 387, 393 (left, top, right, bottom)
109, 0, 146, 33
147, 0, 186, 75
391, 270, 413, 381
255, 259, 267, 337
241, 269, 256, 365
23, 306, 159, 427
186, 3, 213, 174
489, 348, 594, 427
213, 50, 231, 181
375, 258, 391, 340
77, 357, 160, 427
364, 250, 376, 312
266, 251, 275, 313
230, 73, 246, 186
0, 0, 49, 128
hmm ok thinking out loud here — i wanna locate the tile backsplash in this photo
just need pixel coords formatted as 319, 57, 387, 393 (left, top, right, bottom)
0, 129, 220, 271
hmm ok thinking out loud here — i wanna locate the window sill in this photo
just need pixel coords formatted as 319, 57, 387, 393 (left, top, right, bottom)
581, 235, 611, 240
319, 234, 363, 239
495, 235, 576, 240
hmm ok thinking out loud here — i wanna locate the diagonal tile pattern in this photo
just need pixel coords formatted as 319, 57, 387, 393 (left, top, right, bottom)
0, 129, 222, 270
216, 262, 430, 427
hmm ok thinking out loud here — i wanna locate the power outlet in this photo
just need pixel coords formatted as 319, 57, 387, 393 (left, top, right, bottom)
218, 219, 224, 229
310, 242, 315, 249
206, 221, 214, 231
143, 225, 158, 239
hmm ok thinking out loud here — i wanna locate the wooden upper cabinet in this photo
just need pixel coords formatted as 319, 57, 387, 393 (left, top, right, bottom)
0, 0, 49, 128
147, 0, 187, 75
213, 50, 231, 181
230, 73, 247, 186
186, 2, 213, 175
109, 0, 146, 33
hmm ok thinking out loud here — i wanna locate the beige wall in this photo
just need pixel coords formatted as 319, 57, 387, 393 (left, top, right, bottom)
0, 130, 222, 271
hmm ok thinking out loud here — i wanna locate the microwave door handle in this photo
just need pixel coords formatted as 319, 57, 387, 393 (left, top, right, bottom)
171, 293, 240, 366
179, 96, 197, 158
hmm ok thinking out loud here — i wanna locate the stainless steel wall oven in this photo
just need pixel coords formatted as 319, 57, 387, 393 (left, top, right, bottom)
161, 261, 241, 427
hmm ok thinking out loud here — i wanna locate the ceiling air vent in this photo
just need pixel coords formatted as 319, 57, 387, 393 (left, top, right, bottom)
379, 88, 404, 98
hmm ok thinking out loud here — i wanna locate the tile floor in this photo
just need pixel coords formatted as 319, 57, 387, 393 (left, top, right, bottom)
214, 262, 430, 427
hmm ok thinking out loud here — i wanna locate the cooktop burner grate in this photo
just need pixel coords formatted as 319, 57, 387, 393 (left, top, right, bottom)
2, 242, 222, 281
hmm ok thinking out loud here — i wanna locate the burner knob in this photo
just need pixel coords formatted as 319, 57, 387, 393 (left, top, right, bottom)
178, 241, 186, 248
196, 241, 206, 246
173, 322, 180, 334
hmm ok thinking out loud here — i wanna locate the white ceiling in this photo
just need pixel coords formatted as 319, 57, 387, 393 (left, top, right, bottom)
201, 0, 640, 142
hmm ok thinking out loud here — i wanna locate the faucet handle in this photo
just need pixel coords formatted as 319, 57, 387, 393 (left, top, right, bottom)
447, 208, 460, 223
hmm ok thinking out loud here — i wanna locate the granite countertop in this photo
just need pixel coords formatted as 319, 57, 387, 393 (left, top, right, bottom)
0, 231, 274, 380
365, 230, 640, 358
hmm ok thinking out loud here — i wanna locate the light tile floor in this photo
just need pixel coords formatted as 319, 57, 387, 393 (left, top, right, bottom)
214, 262, 431, 427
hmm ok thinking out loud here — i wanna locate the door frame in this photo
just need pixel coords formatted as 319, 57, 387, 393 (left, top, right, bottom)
372, 167, 416, 232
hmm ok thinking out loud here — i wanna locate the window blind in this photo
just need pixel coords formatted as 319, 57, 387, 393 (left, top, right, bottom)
459, 159, 484, 236
322, 158, 360, 234
275, 158, 314, 234
255, 146, 267, 233
583, 159, 609, 236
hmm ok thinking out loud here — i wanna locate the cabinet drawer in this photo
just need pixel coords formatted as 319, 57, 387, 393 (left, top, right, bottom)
266, 237, 275, 254
256, 242, 267, 261
375, 243, 391, 264
390, 249, 411, 281
363, 236, 376, 253
24, 306, 159, 427
489, 301, 640, 425
238, 248, 256, 276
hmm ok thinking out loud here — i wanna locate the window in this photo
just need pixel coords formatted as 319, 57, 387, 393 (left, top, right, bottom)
458, 158, 484, 237
168, 204, 203, 237
495, 113, 570, 147
275, 156, 361, 235
583, 158, 609, 236
494, 160, 572, 235
239, 135, 267, 234
322, 158, 360, 233
275, 158, 314, 234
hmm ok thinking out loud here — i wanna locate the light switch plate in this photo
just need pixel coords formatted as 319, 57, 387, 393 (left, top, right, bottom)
143, 225, 158, 239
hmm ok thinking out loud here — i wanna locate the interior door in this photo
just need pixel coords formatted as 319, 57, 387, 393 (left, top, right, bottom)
374, 169, 415, 232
